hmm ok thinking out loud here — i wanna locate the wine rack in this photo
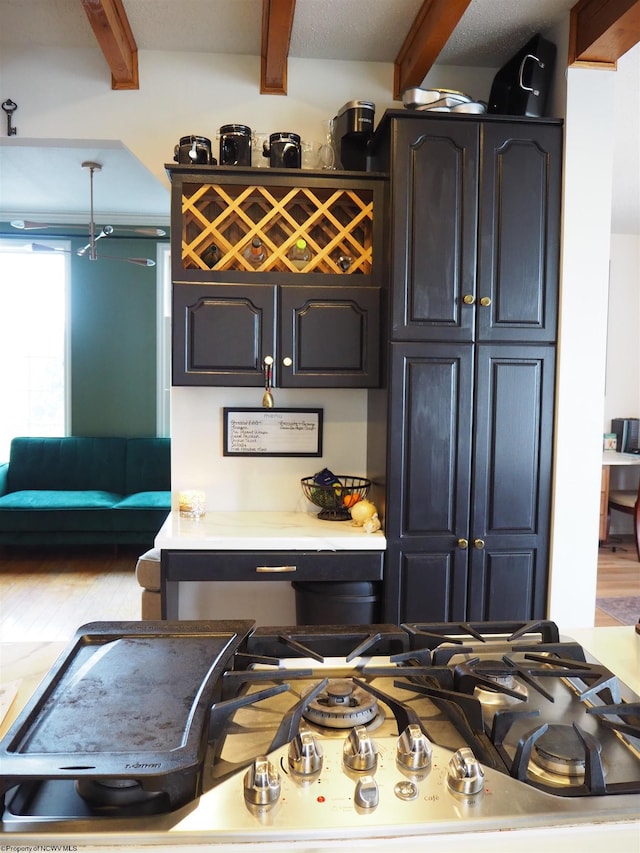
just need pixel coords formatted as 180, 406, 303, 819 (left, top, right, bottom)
180, 182, 374, 274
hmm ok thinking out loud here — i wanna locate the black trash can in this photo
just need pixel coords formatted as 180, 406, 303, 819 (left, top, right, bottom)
292, 581, 381, 625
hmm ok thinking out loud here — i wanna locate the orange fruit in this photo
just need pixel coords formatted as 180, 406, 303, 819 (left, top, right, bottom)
343, 493, 361, 508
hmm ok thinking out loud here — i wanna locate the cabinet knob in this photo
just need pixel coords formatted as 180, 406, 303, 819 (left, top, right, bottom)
479, 296, 491, 307
457, 538, 469, 549
474, 538, 485, 550
463, 294, 475, 305
263, 355, 274, 366
282, 356, 293, 367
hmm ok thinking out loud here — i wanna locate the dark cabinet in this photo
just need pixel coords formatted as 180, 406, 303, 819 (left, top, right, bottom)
384, 116, 561, 343
172, 282, 379, 387
161, 549, 384, 620
370, 112, 562, 623
383, 342, 555, 623
167, 166, 385, 389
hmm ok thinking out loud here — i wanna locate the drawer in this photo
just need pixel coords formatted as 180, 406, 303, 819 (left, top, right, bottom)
162, 550, 384, 582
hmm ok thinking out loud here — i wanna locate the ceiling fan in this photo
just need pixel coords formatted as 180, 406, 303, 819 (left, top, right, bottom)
11, 161, 167, 267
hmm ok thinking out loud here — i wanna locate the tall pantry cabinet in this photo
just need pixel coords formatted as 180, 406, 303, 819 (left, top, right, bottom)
368, 111, 562, 624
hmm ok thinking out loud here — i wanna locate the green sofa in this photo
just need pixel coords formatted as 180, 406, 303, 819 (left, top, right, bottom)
0, 436, 171, 546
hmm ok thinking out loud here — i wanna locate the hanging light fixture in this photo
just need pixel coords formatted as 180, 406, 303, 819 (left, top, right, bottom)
12, 161, 166, 267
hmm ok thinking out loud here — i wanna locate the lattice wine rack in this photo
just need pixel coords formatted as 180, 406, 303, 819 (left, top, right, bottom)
181, 183, 374, 274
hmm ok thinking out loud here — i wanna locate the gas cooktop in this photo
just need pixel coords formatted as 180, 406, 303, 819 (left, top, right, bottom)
1, 620, 639, 839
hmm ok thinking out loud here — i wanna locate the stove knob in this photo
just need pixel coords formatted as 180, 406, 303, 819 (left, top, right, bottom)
288, 728, 324, 777
446, 747, 485, 796
354, 775, 379, 809
243, 755, 281, 806
343, 725, 378, 772
396, 724, 432, 772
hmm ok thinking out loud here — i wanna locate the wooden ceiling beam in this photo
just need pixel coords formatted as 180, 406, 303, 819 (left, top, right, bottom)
81, 0, 139, 89
261, 0, 296, 95
394, 0, 473, 100
569, 0, 640, 67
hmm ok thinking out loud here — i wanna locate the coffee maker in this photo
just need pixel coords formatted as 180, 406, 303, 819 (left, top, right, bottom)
333, 100, 375, 171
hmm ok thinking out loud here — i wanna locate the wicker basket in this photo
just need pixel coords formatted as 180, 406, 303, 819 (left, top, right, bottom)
301, 475, 371, 521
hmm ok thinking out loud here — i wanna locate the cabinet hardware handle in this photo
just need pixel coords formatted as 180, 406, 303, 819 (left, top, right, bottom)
263, 355, 274, 365
255, 565, 297, 572
457, 538, 469, 549
473, 539, 485, 550
282, 356, 293, 367
479, 297, 491, 307
463, 294, 475, 305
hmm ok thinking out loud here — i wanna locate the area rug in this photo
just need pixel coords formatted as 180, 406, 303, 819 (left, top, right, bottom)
596, 596, 640, 625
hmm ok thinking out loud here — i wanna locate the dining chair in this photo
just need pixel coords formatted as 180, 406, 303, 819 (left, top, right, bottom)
608, 479, 640, 562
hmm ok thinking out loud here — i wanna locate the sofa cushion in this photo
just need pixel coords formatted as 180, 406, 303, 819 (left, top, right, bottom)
0, 490, 121, 509
136, 547, 161, 590
125, 438, 171, 495
114, 491, 171, 510
8, 437, 127, 493
141, 589, 162, 620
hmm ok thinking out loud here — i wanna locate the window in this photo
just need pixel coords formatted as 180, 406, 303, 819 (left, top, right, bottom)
0, 240, 69, 461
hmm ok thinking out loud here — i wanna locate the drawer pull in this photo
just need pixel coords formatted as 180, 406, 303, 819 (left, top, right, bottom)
255, 565, 297, 573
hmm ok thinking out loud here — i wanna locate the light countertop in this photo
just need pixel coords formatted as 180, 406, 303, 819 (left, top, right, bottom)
603, 450, 640, 465
155, 510, 387, 551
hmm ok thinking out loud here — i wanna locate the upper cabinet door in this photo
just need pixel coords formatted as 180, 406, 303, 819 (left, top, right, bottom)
279, 286, 380, 388
477, 123, 562, 343
391, 119, 479, 342
172, 283, 275, 386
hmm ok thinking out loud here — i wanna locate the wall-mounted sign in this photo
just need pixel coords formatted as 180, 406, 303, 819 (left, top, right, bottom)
223, 408, 323, 457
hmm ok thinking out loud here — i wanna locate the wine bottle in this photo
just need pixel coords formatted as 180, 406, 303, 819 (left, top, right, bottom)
288, 238, 311, 270
243, 236, 266, 267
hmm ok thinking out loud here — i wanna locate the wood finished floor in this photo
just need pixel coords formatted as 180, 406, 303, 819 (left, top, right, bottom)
0, 538, 639, 642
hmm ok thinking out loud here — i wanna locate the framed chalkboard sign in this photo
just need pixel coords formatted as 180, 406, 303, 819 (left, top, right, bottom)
223, 408, 323, 457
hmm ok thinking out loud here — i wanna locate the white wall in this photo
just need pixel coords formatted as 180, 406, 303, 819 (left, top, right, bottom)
2, 36, 631, 627
549, 64, 616, 629
603, 233, 640, 536
604, 234, 640, 428
171, 387, 369, 512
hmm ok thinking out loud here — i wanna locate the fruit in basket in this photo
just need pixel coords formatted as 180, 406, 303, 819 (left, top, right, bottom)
309, 485, 341, 508
343, 493, 361, 508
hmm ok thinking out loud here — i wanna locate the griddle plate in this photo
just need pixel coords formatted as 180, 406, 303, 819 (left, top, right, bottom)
0, 621, 254, 800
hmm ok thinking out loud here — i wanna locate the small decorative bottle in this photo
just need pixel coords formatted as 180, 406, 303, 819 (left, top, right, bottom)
201, 244, 220, 268
243, 236, 266, 267
288, 238, 311, 270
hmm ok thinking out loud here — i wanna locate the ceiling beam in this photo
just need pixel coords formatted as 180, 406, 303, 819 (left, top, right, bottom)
81, 0, 139, 89
394, 0, 473, 100
261, 0, 296, 95
569, 0, 640, 67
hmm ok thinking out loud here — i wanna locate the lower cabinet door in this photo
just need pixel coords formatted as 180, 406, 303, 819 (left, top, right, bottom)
466, 546, 544, 621
469, 344, 555, 621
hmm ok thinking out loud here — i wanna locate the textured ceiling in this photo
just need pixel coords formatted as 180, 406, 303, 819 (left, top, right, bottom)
0, 0, 578, 65
0, 0, 638, 233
